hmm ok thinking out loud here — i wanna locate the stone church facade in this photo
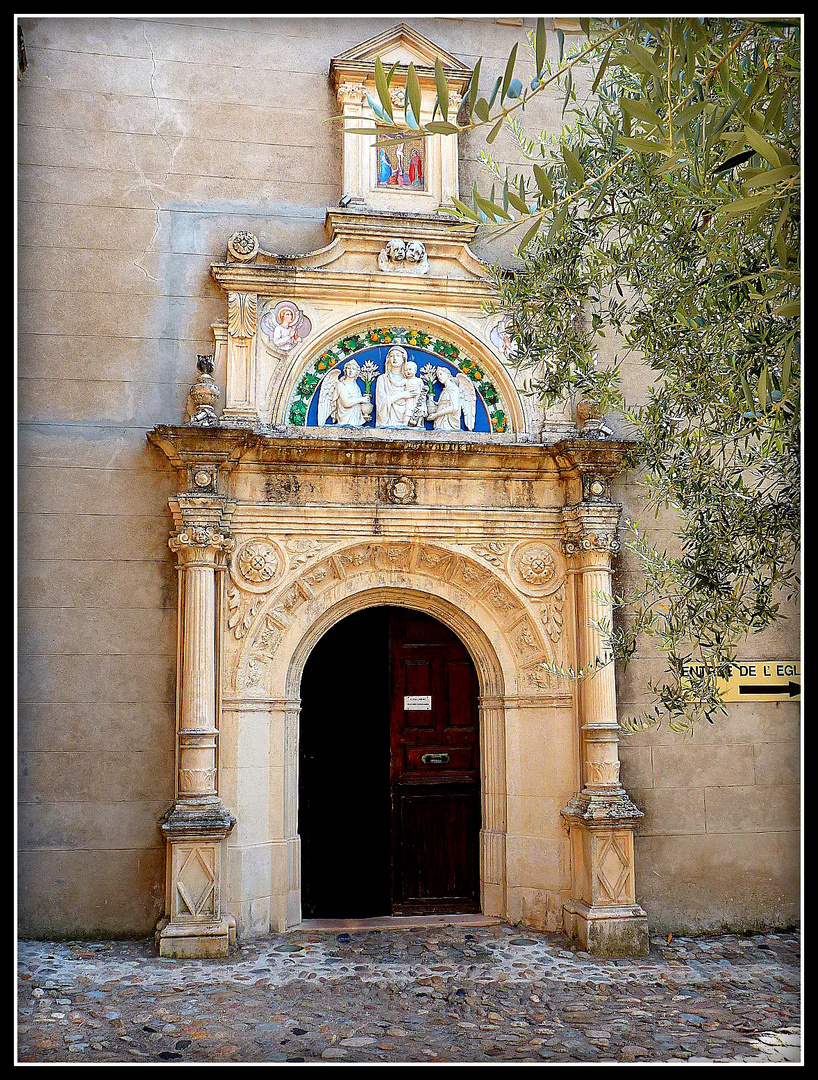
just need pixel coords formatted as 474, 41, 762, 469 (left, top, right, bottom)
17, 18, 800, 957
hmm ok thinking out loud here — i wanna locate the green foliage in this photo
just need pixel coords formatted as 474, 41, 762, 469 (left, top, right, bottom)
360, 18, 801, 732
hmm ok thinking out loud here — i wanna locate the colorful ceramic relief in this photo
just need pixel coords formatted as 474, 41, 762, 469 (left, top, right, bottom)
489, 318, 519, 360
260, 300, 312, 353
288, 327, 510, 433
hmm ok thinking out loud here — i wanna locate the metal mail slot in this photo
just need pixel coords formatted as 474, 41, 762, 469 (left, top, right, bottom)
421, 753, 450, 766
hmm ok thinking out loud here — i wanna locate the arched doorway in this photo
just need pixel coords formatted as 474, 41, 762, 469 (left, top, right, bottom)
298, 605, 481, 919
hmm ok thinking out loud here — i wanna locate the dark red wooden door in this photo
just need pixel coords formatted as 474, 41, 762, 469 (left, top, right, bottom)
389, 609, 481, 914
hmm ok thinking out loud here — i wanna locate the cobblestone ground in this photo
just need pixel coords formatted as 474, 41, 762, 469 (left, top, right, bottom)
17, 925, 800, 1064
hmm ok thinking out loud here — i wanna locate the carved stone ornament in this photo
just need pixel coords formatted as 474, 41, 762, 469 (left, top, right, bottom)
582, 474, 611, 502
562, 533, 621, 557
169, 527, 234, 554
513, 543, 557, 589
185, 355, 221, 427
233, 538, 282, 591
227, 230, 260, 262
336, 80, 367, 105
379, 476, 417, 504
377, 238, 429, 275
227, 292, 258, 339
189, 466, 216, 492
584, 760, 622, 787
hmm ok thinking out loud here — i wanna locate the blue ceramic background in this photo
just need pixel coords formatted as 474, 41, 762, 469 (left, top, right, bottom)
305, 345, 491, 432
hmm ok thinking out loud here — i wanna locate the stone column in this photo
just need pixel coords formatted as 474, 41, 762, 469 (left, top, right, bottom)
156, 495, 237, 958
560, 493, 649, 956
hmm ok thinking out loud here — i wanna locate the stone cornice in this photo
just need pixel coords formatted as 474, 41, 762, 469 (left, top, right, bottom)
149, 425, 633, 487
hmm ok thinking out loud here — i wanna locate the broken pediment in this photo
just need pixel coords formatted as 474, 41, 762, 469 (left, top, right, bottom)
329, 24, 472, 212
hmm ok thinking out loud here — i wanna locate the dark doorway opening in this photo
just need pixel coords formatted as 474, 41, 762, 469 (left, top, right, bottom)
298, 606, 480, 920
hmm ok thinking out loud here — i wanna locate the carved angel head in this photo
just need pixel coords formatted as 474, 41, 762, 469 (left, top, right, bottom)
385, 238, 406, 262
405, 240, 426, 264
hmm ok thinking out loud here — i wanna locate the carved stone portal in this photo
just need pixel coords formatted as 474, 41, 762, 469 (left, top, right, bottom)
149, 420, 648, 958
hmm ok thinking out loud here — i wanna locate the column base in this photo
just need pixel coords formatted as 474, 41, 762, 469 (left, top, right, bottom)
157, 915, 234, 959
563, 899, 649, 957
158, 799, 237, 958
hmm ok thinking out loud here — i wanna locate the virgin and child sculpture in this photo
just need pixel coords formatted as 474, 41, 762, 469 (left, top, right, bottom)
315, 345, 477, 431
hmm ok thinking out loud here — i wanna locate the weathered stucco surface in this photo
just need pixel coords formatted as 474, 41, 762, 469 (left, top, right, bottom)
17, 16, 800, 939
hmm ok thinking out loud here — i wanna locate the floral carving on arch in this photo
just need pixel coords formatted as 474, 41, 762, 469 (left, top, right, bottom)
231, 539, 566, 697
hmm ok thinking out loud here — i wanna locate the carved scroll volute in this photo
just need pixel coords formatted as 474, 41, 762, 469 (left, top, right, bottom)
224, 292, 258, 415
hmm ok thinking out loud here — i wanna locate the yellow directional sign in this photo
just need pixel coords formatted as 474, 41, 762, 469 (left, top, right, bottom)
682, 661, 801, 702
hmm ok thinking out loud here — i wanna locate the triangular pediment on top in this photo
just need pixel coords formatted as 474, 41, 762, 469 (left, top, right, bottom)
330, 23, 472, 83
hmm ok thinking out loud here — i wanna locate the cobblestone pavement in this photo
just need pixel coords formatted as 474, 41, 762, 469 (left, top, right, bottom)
17, 925, 801, 1064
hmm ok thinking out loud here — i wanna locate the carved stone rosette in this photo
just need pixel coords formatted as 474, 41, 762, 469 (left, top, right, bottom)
157, 494, 237, 958
559, 494, 648, 957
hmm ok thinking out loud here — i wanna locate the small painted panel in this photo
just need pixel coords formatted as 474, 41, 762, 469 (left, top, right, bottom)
377, 133, 425, 190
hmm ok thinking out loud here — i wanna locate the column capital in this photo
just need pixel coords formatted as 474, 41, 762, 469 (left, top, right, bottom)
168, 495, 236, 564
561, 499, 622, 560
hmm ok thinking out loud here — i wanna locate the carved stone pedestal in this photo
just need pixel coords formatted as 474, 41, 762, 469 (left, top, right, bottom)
157, 802, 236, 958
561, 792, 648, 957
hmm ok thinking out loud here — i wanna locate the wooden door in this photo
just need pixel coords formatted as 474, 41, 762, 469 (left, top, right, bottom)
389, 609, 481, 914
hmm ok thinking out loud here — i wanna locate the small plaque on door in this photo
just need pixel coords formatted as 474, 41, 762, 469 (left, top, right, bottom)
404, 695, 432, 710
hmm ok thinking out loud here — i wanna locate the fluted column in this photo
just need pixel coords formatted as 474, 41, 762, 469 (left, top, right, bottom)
576, 550, 625, 797
560, 491, 649, 957
157, 497, 237, 958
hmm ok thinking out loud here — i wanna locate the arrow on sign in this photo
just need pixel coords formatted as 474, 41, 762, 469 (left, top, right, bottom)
739, 681, 800, 698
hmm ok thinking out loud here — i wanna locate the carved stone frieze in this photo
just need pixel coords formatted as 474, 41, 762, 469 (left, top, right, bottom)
233, 539, 560, 694
523, 663, 559, 692
513, 620, 539, 657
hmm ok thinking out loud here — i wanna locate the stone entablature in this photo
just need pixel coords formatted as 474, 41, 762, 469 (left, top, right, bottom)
148, 425, 648, 956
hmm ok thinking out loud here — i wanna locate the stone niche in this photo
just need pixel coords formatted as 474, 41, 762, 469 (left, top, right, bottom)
147, 24, 649, 960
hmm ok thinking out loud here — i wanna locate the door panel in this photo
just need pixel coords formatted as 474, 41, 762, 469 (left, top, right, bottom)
389, 609, 480, 914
